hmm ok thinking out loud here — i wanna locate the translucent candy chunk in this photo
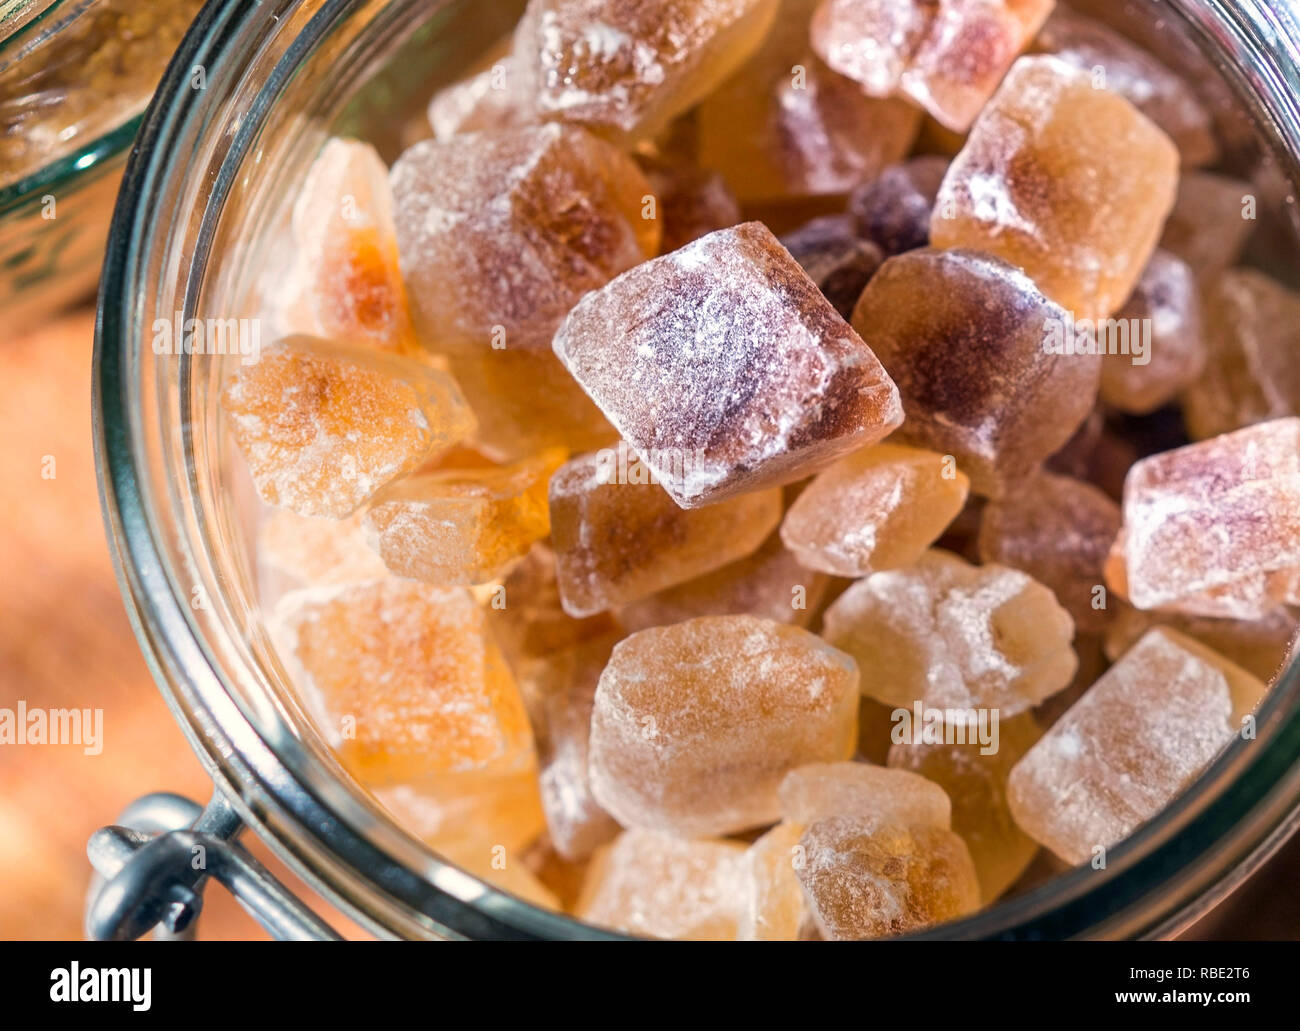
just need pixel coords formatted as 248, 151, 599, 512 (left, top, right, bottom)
1007, 628, 1265, 864
553, 222, 904, 508
1031, 6, 1217, 167
1104, 605, 1297, 686
823, 549, 1077, 718
373, 764, 546, 857
258, 509, 389, 590
363, 448, 565, 586
618, 533, 830, 632
443, 348, 616, 463
277, 138, 414, 352
781, 442, 970, 576
1181, 270, 1300, 441
1119, 419, 1300, 614
812, 0, 1054, 132
222, 335, 476, 518
741, 821, 810, 941
636, 157, 741, 254
850, 248, 1100, 497
931, 56, 1179, 322
577, 830, 748, 940
888, 713, 1041, 901
269, 581, 532, 785
428, 53, 531, 139
1159, 172, 1254, 285
528, 633, 624, 861
697, 0, 921, 203
390, 125, 658, 352
513, 0, 780, 147
976, 471, 1120, 633
848, 155, 949, 257
1098, 250, 1204, 416
588, 615, 860, 835
549, 451, 782, 617
796, 816, 980, 939
778, 216, 883, 320
778, 761, 953, 828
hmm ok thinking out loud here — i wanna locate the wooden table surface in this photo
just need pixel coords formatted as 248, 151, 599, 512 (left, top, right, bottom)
0, 307, 1293, 941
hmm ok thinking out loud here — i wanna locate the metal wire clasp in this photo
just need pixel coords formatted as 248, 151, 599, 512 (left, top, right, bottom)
85, 791, 342, 941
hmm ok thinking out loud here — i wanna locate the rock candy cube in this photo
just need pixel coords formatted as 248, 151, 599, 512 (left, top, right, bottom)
778, 761, 953, 828
513, 0, 780, 147
1119, 418, 1300, 613
822, 549, 1077, 718
618, 533, 830, 632
577, 830, 749, 940
697, 0, 921, 202
976, 471, 1120, 633
363, 448, 565, 586
553, 222, 904, 509
1007, 628, 1266, 864
796, 816, 980, 939
269, 580, 532, 785
1181, 269, 1300, 441
811, 0, 1053, 132
1031, 6, 1217, 167
281, 138, 414, 353
257, 508, 389, 591
781, 442, 971, 576
931, 55, 1179, 322
888, 713, 1041, 901
588, 615, 860, 836
778, 215, 883, 320
548, 450, 782, 617
222, 335, 476, 518
848, 155, 949, 257
1099, 250, 1205, 416
850, 248, 1100, 497
390, 124, 658, 353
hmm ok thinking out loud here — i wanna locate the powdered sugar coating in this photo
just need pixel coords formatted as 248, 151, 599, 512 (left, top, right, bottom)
553, 222, 904, 508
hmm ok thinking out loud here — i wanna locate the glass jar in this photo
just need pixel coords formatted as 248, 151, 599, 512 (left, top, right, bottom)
93, 0, 1300, 939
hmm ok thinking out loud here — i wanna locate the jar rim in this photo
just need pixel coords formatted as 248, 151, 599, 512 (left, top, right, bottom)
93, 0, 1300, 940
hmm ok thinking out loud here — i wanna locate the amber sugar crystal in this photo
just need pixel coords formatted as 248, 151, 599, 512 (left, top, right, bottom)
822, 549, 1077, 718
390, 124, 658, 352
931, 55, 1179, 322
222, 335, 476, 518
778, 761, 953, 828
781, 441, 971, 576
548, 450, 782, 617
269, 580, 532, 785
282, 138, 414, 352
513, 0, 780, 147
1007, 628, 1265, 864
850, 247, 1100, 497
553, 222, 904, 508
588, 615, 859, 836
363, 447, 566, 586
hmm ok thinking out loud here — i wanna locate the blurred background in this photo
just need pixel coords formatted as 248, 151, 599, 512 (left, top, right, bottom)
1, 0, 1297, 941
